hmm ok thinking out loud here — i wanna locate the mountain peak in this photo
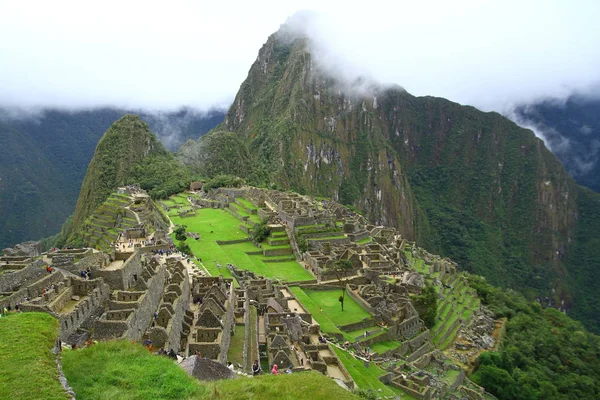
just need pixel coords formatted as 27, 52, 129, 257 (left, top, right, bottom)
66, 114, 165, 239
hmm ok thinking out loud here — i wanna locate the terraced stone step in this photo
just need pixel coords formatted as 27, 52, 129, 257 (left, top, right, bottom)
267, 237, 289, 246
261, 256, 296, 263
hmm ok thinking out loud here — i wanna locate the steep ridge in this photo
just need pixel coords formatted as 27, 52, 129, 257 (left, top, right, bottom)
180, 23, 600, 332
64, 115, 187, 243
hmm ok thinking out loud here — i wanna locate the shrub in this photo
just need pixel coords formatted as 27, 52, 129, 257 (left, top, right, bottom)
252, 219, 271, 243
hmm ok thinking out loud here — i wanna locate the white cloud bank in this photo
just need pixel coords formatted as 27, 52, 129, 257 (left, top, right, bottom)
0, 0, 599, 113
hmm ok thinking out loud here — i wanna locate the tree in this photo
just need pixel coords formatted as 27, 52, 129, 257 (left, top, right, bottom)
176, 241, 192, 255
331, 259, 353, 311
174, 225, 187, 242
252, 219, 271, 243
411, 285, 438, 328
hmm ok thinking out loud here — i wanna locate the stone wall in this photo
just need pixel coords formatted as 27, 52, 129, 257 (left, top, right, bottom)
263, 247, 293, 257
0, 259, 47, 293
161, 264, 191, 352
339, 318, 378, 333
96, 252, 144, 290
346, 287, 375, 314
218, 285, 236, 364
94, 262, 166, 340
57, 279, 110, 341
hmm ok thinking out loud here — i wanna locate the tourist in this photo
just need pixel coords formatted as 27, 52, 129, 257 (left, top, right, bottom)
271, 364, 278, 375
285, 365, 293, 374
252, 360, 261, 375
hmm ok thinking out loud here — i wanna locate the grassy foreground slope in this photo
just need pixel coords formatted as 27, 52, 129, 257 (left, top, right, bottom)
0, 313, 68, 400
62, 340, 359, 400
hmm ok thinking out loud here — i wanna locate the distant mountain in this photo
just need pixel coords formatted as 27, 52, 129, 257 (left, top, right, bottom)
0, 107, 223, 248
515, 95, 600, 192
180, 23, 600, 333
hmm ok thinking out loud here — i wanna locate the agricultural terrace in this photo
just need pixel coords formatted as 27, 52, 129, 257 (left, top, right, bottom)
332, 346, 410, 398
405, 251, 481, 349
167, 195, 313, 283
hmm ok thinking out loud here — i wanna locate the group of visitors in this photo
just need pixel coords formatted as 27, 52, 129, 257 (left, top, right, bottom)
269, 364, 294, 375
79, 268, 92, 280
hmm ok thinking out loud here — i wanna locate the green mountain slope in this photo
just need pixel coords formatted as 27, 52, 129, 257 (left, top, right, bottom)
179, 25, 600, 332
64, 115, 189, 242
0, 122, 72, 248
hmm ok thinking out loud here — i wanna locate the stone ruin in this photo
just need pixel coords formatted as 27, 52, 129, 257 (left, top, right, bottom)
2, 241, 42, 257
187, 276, 235, 362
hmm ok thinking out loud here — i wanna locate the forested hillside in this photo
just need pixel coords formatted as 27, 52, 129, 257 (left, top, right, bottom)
0, 108, 223, 248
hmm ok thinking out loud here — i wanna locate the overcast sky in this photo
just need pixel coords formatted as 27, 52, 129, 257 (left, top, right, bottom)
1, 0, 599, 113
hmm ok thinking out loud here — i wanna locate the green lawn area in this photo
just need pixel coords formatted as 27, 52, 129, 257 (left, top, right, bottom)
333, 346, 412, 399
0, 312, 68, 400
303, 289, 370, 326
227, 324, 246, 368
170, 208, 312, 283
346, 326, 379, 340
62, 340, 358, 400
288, 287, 371, 340
235, 197, 256, 209
289, 286, 344, 337
370, 340, 403, 354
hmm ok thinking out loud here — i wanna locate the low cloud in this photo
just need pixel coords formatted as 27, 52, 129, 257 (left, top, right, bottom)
0, 1, 599, 114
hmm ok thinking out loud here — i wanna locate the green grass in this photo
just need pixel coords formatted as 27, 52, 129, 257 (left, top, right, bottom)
63, 340, 203, 400
288, 287, 344, 337
170, 208, 312, 283
209, 371, 360, 400
288, 287, 371, 340
62, 340, 358, 400
369, 340, 403, 354
0, 312, 68, 400
356, 237, 372, 244
303, 290, 370, 326
332, 347, 412, 398
227, 324, 246, 368
236, 198, 257, 210
346, 326, 379, 339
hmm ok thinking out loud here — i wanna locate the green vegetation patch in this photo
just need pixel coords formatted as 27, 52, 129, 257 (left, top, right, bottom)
227, 325, 246, 368
62, 340, 205, 400
209, 370, 359, 400
369, 340, 403, 354
170, 207, 312, 283
303, 289, 371, 326
63, 340, 357, 400
0, 312, 68, 400
332, 347, 408, 398
289, 286, 343, 336
288, 287, 371, 340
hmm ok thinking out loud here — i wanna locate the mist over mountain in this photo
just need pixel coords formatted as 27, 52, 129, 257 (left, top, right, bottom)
513, 95, 600, 192
0, 107, 223, 248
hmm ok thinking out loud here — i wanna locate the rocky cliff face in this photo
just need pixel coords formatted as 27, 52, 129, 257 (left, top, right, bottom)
179, 25, 600, 332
